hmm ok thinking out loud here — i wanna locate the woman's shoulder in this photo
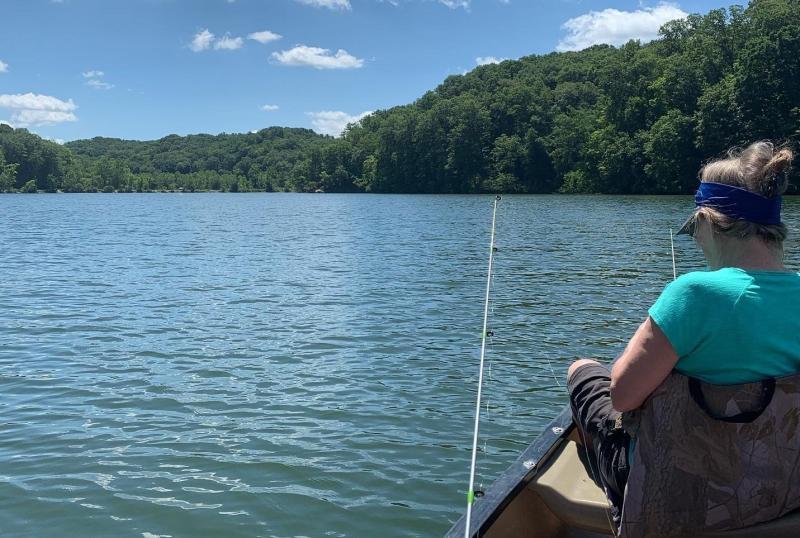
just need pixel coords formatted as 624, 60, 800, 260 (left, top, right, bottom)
667, 268, 800, 301
677, 268, 800, 286
672, 269, 740, 286
665, 269, 751, 300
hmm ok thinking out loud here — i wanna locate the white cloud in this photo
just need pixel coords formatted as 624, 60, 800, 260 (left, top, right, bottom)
190, 29, 215, 52
87, 79, 114, 90
0, 93, 78, 127
439, 0, 470, 8
12, 110, 78, 127
214, 35, 244, 50
82, 70, 113, 90
248, 30, 282, 44
272, 45, 364, 69
295, 0, 351, 9
260, 104, 279, 111
0, 93, 76, 112
307, 110, 371, 137
476, 56, 506, 65
557, 2, 687, 51
190, 29, 245, 52
0, 60, 8, 73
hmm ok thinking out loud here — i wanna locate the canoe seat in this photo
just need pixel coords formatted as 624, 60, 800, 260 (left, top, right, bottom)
530, 438, 800, 537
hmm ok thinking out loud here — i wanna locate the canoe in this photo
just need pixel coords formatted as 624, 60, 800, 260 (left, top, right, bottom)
444, 406, 800, 538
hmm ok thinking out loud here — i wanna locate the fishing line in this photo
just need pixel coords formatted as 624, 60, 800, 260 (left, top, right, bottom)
464, 195, 501, 538
546, 359, 563, 389
568, 228, 680, 534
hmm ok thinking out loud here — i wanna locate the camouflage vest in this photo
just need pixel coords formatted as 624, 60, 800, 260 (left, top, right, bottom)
619, 371, 800, 538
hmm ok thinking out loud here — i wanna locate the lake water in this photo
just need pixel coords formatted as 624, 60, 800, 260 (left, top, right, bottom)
2, 194, 799, 538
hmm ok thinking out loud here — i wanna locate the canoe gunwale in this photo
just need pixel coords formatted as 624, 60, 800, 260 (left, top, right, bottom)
444, 406, 574, 538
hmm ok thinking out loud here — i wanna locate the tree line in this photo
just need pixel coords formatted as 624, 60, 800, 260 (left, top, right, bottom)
1, 0, 798, 195
0, 126, 331, 193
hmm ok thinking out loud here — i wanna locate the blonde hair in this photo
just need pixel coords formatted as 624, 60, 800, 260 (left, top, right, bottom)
697, 141, 794, 244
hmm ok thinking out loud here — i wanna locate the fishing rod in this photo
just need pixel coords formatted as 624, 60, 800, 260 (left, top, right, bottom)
464, 194, 501, 538
670, 228, 677, 280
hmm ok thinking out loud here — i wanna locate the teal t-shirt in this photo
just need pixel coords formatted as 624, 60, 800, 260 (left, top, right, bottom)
648, 268, 800, 384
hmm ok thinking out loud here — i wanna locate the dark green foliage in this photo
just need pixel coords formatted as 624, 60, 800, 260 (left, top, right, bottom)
0, 124, 73, 192
0, 148, 19, 192
1, 0, 798, 194
336, 0, 798, 193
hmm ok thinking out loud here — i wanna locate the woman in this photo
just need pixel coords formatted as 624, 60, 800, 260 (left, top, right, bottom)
566, 141, 799, 532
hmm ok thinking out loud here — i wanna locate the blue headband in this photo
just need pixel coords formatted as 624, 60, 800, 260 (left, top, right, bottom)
695, 182, 782, 225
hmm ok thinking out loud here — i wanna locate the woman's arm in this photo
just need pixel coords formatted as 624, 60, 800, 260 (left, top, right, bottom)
610, 316, 679, 412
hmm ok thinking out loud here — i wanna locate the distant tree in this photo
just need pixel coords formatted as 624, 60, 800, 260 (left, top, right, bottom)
644, 110, 699, 192
0, 149, 17, 192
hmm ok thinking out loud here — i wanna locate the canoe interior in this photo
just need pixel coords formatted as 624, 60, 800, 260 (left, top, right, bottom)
481, 432, 614, 538
444, 407, 609, 538
446, 407, 800, 538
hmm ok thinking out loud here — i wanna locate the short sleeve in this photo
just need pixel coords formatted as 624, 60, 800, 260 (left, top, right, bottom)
648, 274, 716, 358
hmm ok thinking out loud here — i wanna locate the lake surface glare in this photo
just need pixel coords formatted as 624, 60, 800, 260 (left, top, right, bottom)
2, 194, 799, 537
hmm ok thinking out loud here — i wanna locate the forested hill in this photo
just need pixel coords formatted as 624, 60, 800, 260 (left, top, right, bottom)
0, 125, 330, 193
66, 128, 330, 192
343, 0, 799, 194
1, 0, 799, 194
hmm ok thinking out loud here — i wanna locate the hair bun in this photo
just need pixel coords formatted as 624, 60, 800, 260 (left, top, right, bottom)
761, 147, 793, 197
733, 141, 793, 197
703, 141, 794, 197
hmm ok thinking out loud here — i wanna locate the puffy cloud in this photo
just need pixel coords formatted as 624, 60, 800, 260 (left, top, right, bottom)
272, 45, 364, 69
0, 93, 76, 112
11, 110, 77, 127
307, 110, 371, 137
260, 104, 279, 111
190, 29, 215, 52
248, 30, 282, 44
214, 35, 244, 50
191, 29, 245, 52
82, 70, 104, 78
295, 0, 351, 9
0, 93, 78, 127
0, 60, 8, 73
557, 3, 687, 51
476, 56, 506, 65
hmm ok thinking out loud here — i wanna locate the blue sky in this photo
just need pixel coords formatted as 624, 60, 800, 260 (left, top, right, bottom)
0, 0, 733, 142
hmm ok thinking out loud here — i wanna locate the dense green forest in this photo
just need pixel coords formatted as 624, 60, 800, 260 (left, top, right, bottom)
0, 125, 329, 193
1, 0, 798, 194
